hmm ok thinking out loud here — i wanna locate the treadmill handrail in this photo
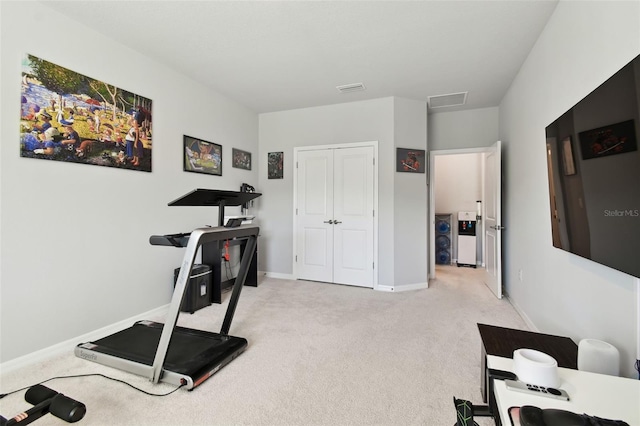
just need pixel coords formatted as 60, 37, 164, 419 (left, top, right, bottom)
149, 226, 258, 247
149, 233, 191, 247
150, 225, 259, 384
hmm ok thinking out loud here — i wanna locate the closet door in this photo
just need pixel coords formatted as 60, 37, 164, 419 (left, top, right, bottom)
296, 149, 334, 282
296, 146, 374, 288
333, 146, 374, 287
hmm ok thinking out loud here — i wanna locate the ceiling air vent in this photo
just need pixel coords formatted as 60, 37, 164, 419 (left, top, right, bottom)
428, 92, 468, 108
336, 83, 366, 94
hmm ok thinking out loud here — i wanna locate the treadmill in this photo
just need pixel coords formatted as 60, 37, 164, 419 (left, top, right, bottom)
75, 190, 261, 390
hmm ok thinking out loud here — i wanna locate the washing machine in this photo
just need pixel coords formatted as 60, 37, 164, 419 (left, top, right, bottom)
457, 211, 477, 268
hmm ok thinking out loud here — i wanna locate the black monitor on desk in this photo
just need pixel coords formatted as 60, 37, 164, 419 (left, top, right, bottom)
168, 189, 262, 226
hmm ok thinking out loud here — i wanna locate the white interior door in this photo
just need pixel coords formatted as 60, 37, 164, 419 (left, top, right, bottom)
333, 147, 374, 287
295, 146, 374, 288
296, 150, 334, 282
483, 140, 503, 299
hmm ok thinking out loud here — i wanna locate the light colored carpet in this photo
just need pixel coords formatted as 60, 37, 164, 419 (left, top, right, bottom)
0, 266, 527, 425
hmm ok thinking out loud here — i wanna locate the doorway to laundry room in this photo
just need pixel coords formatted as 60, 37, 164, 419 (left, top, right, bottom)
429, 142, 503, 299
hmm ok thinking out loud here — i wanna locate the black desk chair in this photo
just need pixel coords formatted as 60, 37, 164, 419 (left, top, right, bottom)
453, 396, 492, 426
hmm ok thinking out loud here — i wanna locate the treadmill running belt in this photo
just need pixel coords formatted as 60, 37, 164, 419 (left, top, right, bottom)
89, 321, 247, 377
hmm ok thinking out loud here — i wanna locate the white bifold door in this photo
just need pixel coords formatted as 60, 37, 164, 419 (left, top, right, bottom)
295, 146, 375, 288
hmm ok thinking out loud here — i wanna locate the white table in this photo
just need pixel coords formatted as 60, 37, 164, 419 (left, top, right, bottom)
488, 355, 640, 425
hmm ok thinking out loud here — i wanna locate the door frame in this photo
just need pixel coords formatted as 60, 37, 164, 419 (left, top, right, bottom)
293, 141, 379, 289
428, 146, 495, 280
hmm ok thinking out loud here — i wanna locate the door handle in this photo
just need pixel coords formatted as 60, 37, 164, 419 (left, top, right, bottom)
490, 225, 505, 230
323, 220, 334, 224
333, 220, 342, 224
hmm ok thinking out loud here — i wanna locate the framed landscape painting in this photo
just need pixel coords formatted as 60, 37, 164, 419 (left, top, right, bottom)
20, 54, 152, 172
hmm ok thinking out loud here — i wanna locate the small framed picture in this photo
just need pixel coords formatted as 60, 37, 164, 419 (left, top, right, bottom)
396, 148, 425, 173
578, 119, 637, 160
183, 135, 222, 176
561, 136, 576, 175
268, 152, 283, 179
232, 148, 252, 170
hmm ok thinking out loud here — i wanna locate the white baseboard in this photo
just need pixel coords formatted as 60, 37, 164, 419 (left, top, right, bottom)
376, 285, 395, 292
394, 282, 428, 292
261, 271, 295, 280
376, 282, 428, 292
504, 292, 539, 332
0, 304, 169, 375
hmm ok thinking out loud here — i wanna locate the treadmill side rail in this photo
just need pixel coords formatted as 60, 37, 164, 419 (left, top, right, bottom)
74, 343, 194, 389
151, 225, 259, 384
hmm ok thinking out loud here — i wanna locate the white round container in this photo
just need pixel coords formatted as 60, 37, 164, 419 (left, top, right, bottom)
578, 339, 620, 376
513, 348, 559, 388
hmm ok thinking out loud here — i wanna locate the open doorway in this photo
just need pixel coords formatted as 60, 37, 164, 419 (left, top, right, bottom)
429, 148, 485, 277
428, 143, 503, 299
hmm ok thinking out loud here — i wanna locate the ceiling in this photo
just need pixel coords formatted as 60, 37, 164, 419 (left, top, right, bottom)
42, 0, 558, 114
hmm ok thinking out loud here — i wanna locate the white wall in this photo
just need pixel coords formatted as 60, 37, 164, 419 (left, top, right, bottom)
0, 2, 259, 363
434, 154, 482, 216
434, 153, 483, 263
500, 0, 640, 378
258, 97, 428, 288
428, 107, 499, 151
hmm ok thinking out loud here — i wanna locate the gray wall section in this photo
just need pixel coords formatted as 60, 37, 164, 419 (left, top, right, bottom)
258, 98, 394, 285
428, 108, 500, 267
499, 1, 640, 378
258, 97, 428, 288
394, 98, 428, 286
428, 107, 499, 151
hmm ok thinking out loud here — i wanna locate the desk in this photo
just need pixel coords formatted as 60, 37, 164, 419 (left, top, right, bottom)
160, 188, 263, 304
150, 230, 258, 304
202, 234, 258, 303
489, 355, 640, 425
478, 324, 578, 402
478, 324, 579, 425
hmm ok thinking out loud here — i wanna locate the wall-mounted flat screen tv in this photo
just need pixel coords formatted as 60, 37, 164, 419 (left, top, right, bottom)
545, 54, 640, 279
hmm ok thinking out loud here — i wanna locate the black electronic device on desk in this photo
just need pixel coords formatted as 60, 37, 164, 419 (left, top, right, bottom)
156, 189, 263, 304
240, 183, 256, 214
225, 218, 244, 228
76, 225, 260, 391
